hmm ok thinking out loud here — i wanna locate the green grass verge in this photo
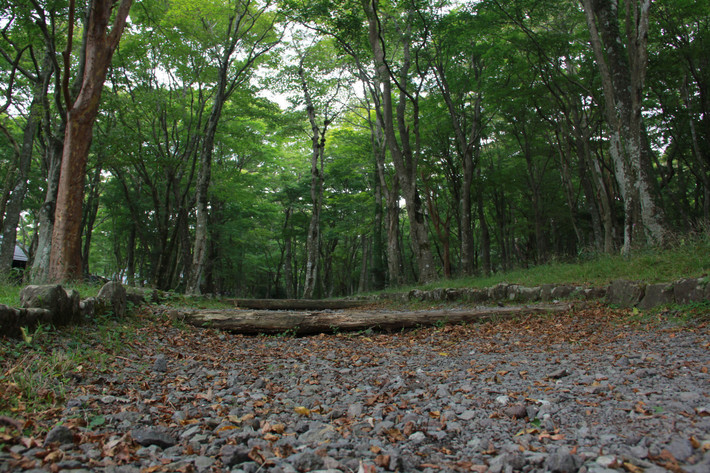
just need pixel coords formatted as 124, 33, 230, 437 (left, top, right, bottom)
0, 312, 146, 417
382, 232, 710, 293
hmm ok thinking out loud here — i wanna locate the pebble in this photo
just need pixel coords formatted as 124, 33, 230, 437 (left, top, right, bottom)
43, 425, 74, 446
6, 314, 708, 473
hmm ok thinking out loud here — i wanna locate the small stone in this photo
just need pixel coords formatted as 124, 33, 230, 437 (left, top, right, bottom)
288, 451, 325, 472
347, 403, 363, 418
547, 368, 570, 379
545, 449, 581, 473
503, 404, 528, 419
44, 425, 74, 446
152, 355, 168, 373
220, 444, 251, 467
458, 410, 476, 421
131, 428, 176, 448
193, 456, 216, 471
495, 395, 510, 405
664, 438, 694, 462
409, 432, 426, 444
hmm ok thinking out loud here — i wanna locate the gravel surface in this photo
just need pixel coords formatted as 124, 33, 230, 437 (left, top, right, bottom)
2, 305, 709, 473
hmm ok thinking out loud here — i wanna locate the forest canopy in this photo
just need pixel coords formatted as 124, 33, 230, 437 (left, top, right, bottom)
0, 0, 708, 298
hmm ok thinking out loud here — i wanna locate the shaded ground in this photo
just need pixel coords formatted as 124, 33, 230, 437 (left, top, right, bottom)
1, 304, 709, 473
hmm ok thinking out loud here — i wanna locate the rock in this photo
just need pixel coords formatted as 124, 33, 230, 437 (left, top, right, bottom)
152, 355, 168, 373
80, 297, 96, 318
551, 285, 575, 300
664, 438, 694, 462
541, 284, 556, 301
545, 449, 581, 473
131, 428, 177, 448
193, 456, 215, 471
638, 283, 675, 309
97, 281, 128, 318
488, 453, 525, 473
462, 288, 489, 303
220, 444, 251, 467
579, 287, 607, 300
124, 287, 148, 308
299, 423, 336, 445
674, 278, 706, 305
606, 280, 645, 308
488, 283, 509, 300
0, 304, 53, 338
20, 284, 81, 325
507, 285, 541, 302
288, 451, 325, 472
503, 404, 528, 419
347, 403, 363, 418
547, 368, 569, 379
44, 425, 74, 446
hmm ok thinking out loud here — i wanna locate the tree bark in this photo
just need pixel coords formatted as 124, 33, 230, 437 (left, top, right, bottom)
581, 0, 668, 253
363, 0, 437, 283
174, 303, 572, 335
0, 81, 44, 274
300, 62, 327, 299
48, 0, 132, 282
186, 4, 278, 294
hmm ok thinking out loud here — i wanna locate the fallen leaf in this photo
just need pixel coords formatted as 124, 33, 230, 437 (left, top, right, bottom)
375, 454, 391, 468
623, 461, 643, 473
294, 406, 311, 416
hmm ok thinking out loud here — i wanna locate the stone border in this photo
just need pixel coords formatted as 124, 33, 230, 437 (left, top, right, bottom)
374, 277, 710, 309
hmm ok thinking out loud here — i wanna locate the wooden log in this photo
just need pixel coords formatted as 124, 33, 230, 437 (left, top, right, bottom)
171, 303, 573, 335
227, 298, 367, 310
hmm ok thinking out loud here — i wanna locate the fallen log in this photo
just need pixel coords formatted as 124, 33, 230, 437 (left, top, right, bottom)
170, 303, 574, 335
227, 298, 366, 310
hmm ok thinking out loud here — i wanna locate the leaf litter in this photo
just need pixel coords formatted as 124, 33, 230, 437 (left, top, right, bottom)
0, 304, 709, 472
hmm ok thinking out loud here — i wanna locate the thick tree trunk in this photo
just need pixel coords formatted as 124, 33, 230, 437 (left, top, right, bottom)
581, 0, 668, 252
363, 0, 437, 283
48, 0, 132, 282
0, 94, 42, 275
175, 303, 572, 335
31, 131, 62, 283
186, 94, 223, 295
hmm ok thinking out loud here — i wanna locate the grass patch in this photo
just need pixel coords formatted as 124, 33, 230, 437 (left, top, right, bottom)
378, 231, 710, 293
0, 311, 146, 417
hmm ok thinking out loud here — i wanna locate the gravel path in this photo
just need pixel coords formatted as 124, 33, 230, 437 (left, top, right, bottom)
2, 305, 709, 473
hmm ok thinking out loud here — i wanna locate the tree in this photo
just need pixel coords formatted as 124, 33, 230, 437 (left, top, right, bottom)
185, 0, 280, 294
362, 0, 438, 283
49, 0, 133, 282
580, 0, 669, 254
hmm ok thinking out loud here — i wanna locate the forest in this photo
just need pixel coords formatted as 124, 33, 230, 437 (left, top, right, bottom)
0, 0, 708, 298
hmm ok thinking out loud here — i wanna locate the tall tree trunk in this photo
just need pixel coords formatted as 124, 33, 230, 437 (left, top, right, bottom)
0, 85, 44, 274
363, 0, 437, 283
126, 223, 136, 286
299, 61, 328, 299
186, 4, 278, 294
283, 208, 295, 299
370, 164, 386, 290
581, 0, 668, 253
80, 152, 104, 277
31, 129, 63, 283
434, 61, 482, 276
476, 168, 491, 276
186, 96, 222, 294
49, 0, 132, 282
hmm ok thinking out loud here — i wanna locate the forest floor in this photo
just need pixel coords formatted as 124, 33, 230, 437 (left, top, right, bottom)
1, 303, 709, 473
